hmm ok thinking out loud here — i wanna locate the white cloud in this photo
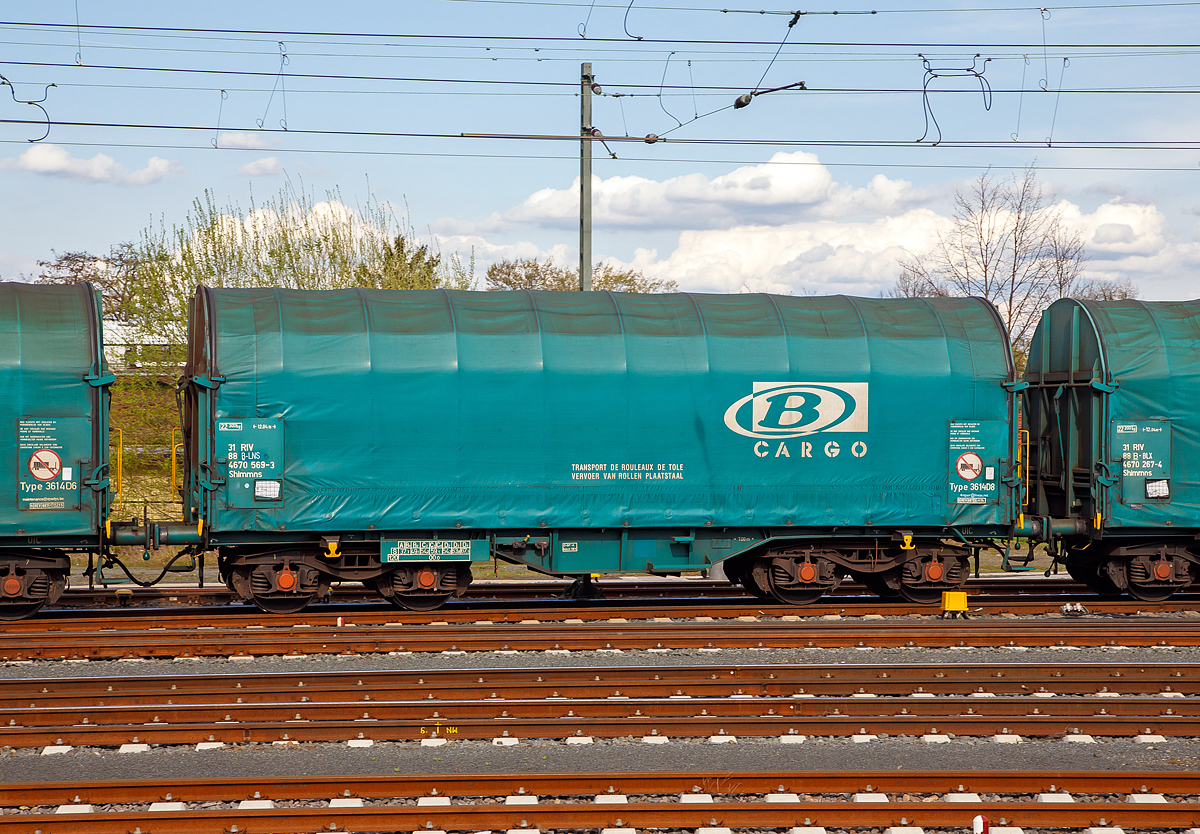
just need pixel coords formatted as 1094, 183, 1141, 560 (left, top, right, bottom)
437, 152, 928, 236
613, 209, 951, 296
216, 132, 271, 149
0, 251, 38, 281
0, 144, 178, 185
238, 156, 283, 177
434, 233, 573, 278
438, 155, 1200, 301
1062, 199, 1169, 258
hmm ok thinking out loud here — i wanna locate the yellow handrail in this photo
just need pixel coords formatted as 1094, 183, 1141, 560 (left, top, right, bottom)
171, 427, 185, 519
109, 425, 123, 515
1018, 428, 1030, 507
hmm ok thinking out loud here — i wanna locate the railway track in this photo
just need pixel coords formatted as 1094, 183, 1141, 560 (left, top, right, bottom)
3, 615, 1200, 661
2, 663, 1196, 748
1, 771, 1197, 833
50, 576, 1200, 615
57, 576, 1069, 605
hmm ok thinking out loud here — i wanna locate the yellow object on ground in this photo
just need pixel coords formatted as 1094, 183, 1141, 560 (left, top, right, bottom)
941, 591, 968, 612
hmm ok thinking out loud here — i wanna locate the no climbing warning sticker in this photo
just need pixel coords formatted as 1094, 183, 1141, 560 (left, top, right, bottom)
948, 421, 1002, 506
17, 418, 80, 511
955, 452, 983, 482
29, 449, 61, 481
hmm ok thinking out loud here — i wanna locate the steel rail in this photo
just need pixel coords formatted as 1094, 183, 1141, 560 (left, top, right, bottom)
23, 587, 1200, 633
55, 576, 1085, 607
32, 595, 1196, 628
40, 585, 1198, 626
2, 695, 1197, 743
1, 663, 1192, 706
1, 772, 1198, 832
6, 802, 1200, 833
4, 770, 1199, 802
4, 618, 1200, 660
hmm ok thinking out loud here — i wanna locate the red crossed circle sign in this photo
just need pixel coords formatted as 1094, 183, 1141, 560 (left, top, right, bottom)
956, 452, 983, 482
29, 449, 61, 481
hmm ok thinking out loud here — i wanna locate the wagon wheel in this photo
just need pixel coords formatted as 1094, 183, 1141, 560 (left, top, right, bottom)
737, 558, 774, 600
1065, 560, 1123, 598
898, 555, 966, 605
764, 558, 827, 606
251, 590, 316, 615
767, 582, 825, 606
0, 601, 46, 621
1126, 582, 1176, 603
896, 584, 944, 605
390, 592, 452, 612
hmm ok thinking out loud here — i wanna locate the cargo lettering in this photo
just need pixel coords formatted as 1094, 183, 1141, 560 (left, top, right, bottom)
759, 392, 820, 430
18, 418, 80, 511
569, 463, 685, 481
725, 382, 868, 439
950, 481, 996, 494
753, 439, 851, 459
227, 442, 273, 477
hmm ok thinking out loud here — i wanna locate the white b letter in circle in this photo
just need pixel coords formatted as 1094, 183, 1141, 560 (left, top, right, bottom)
754, 440, 770, 458
851, 441, 867, 458
824, 441, 840, 458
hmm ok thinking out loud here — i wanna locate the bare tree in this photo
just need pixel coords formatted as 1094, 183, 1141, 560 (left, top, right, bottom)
893, 166, 1094, 352
34, 243, 141, 322
485, 257, 678, 293
1074, 277, 1139, 301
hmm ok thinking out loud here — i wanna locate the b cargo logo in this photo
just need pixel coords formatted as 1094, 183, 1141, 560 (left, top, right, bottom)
724, 382, 868, 439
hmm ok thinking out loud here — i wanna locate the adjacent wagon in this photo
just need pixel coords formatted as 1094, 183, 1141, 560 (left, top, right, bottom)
1023, 297, 1200, 600
0, 282, 114, 618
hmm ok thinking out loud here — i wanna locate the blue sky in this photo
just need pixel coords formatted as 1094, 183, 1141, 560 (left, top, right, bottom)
1, 0, 1198, 298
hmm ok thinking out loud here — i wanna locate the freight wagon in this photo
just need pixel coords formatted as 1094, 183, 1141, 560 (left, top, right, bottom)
1023, 298, 1200, 600
137, 288, 1024, 613
0, 282, 114, 619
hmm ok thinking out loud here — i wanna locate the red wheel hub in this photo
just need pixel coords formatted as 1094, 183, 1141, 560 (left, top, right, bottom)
276, 570, 297, 591
798, 563, 817, 583
925, 561, 944, 582
1154, 561, 1173, 580
417, 567, 437, 589
1, 577, 21, 597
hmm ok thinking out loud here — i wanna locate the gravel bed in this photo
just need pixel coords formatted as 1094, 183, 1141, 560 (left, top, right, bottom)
4, 643, 1200, 679
3, 734, 1200, 784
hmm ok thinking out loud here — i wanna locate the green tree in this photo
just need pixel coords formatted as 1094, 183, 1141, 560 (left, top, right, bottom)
133, 180, 473, 345
485, 257, 677, 293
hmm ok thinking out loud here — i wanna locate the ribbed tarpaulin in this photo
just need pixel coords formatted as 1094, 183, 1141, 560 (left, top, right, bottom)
1029, 297, 1200, 529
0, 282, 105, 539
193, 289, 1016, 536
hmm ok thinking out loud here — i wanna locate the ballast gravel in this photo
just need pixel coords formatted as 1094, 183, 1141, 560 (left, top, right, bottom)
5, 643, 1200, 679
4, 731, 1200, 785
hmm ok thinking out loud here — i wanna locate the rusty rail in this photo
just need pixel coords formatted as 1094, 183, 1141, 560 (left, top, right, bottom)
4, 617, 1200, 661
1, 663, 1196, 747
1, 771, 1198, 833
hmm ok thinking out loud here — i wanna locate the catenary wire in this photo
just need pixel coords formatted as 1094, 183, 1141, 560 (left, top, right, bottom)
4, 116, 1200, 149
2, 20, 1196, 48
3, 59, 1199, 96
3, 136, 1197, 172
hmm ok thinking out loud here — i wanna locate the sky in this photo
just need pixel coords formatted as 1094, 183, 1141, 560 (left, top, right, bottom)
1, 0, 1198, 299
